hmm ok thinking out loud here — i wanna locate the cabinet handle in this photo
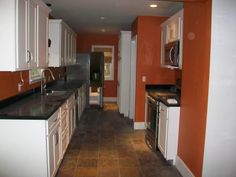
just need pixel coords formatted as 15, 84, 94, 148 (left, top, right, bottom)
169, 47, 174, 64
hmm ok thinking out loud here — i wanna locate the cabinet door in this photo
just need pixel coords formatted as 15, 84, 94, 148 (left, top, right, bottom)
158, 104, 168, 158
60, 24, 65, 66
166, 16, 180, 43
160, 25, 167, 67
37, 6, 49, 68
17, 0, 28, 69
48, 123, 60, 177
63, 28, 68, 65
28, 0, 38, 68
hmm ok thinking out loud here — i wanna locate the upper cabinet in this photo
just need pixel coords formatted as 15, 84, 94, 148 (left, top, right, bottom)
160, 9, 184, 69
48, 19, 77, 67
0, 0, 51, 71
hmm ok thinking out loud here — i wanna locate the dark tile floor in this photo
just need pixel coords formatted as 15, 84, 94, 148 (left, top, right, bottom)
56, 103, 182, 177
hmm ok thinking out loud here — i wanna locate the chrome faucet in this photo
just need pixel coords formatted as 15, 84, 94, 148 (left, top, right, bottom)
41, 68, 56, 94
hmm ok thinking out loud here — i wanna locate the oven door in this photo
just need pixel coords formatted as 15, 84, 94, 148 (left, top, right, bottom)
145, 96, 159, 150
146, 96, 158, 132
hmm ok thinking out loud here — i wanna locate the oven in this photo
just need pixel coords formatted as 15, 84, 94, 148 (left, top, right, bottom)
145, 95, 159, 151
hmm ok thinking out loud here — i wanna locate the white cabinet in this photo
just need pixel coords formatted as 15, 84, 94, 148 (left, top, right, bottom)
160, 9, 183, 69
0, 110, 59, 177
0, 0, 51, 71
158, 102, 180, 164
67, 93, 77, 140
60, 102, 69, 156
48, 19, 77, 67
117, 31, 131, 117
47, 110, 60, 177
38, 5, 49, 67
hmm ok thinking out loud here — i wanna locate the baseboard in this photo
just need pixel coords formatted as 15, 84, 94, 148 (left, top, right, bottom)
175, 155, 195, 177
103, 97, 117, 102
134, 122, 146, 130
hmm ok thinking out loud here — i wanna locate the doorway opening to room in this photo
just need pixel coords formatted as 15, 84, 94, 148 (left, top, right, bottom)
90, 45, 115, 108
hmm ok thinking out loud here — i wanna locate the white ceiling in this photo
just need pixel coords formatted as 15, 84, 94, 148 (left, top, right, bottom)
43, 0, 183, 34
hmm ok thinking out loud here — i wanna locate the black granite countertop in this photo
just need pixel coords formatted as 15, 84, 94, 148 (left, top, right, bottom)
146, 84, 181, 107
0, 79, 86, 120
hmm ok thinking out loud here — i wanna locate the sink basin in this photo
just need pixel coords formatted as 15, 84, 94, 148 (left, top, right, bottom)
45, 90, 68, 97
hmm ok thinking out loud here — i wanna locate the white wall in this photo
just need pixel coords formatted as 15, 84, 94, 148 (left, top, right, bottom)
203, 0, 236, 176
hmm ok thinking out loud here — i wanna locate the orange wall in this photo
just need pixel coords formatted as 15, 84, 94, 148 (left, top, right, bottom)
177, 1, 212, 177
77, 34, 119, 97
133, 16, 178, 122
0, 67, 66, 101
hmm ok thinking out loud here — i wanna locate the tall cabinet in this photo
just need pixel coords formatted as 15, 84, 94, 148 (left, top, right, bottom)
0, 0, 51, 71
117, 31, 131, 117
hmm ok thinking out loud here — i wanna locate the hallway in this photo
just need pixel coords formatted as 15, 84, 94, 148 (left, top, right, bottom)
56, 103, 182, 177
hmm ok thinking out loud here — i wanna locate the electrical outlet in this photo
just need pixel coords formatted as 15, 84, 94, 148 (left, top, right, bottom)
142, 76, 146, 82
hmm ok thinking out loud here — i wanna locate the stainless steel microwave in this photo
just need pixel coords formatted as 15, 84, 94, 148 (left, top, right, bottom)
164, 40, 179, 67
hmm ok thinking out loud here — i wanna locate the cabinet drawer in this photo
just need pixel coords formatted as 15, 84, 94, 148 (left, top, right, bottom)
47, 110, 59, 134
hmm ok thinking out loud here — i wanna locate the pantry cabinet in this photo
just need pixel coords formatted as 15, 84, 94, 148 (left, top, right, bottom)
48, 19, 77, 67
0, 0, 51, 71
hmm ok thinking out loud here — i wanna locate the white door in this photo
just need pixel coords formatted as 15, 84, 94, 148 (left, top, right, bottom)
63, 27, 68, 65
37, 6, 49, 67
129, 35, 137, 120
48, 123, 60, 177
28, 0, 38, 68
158, 104, 168, 158
17, 0, 28, 69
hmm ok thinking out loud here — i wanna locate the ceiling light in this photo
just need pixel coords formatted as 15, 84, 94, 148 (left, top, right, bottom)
100, 16, 105, 20
101, 29, 106, 32
150, 4, 158, 8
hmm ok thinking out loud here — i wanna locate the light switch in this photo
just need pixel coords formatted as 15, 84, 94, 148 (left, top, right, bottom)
142, 76, 146, 82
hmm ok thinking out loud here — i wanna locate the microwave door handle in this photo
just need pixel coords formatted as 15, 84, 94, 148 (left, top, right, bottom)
169, 47, 174, 64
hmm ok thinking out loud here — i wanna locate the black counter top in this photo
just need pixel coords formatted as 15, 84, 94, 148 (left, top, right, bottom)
0, 80, 86, 120
146, 84, 181, 107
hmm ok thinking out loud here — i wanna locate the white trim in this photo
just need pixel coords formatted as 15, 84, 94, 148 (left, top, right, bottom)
175, 155, 195, 177
103, 97, 117, 102
91, 45, 115, 81
129, 35, 137, 120
134, 122, 146, 130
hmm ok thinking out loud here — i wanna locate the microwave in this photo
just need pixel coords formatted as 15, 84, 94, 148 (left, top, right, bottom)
164, 40, 179, 67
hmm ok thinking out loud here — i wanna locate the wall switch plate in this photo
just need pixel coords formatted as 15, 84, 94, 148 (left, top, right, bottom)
142, 76, 146, 82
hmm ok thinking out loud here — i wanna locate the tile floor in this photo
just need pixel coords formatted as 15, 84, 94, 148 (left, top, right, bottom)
56, 103, 182, 177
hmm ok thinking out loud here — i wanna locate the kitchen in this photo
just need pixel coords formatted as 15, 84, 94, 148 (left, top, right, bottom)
0, 0, 236, 177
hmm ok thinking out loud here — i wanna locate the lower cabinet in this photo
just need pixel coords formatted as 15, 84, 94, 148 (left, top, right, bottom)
67, 94, 77, 140
0, 93, 78, 177
158, 102, 180, 164
47, 111, 60, 177
77, 83, 87, 120
60, 102, 69, 157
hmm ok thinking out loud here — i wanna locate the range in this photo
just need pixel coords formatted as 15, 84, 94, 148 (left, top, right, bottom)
145, 85, 180, 151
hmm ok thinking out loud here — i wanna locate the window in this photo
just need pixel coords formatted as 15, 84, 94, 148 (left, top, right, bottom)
91, 45, 114, 80
29, 68, 42, 83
